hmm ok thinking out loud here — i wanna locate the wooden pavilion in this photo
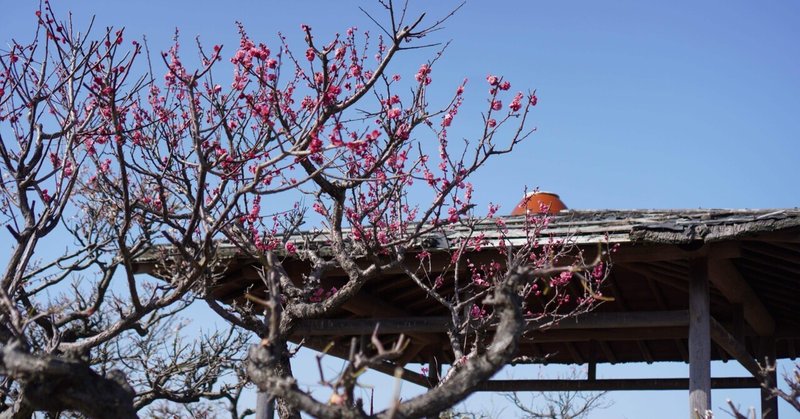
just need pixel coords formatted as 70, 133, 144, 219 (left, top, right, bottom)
137, 208, 800, 418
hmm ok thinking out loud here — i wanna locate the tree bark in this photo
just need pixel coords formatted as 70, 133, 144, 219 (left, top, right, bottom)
0, 343, 137, 419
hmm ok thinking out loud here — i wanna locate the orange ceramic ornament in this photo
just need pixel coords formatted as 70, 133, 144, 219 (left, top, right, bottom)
510, 192, 567, 215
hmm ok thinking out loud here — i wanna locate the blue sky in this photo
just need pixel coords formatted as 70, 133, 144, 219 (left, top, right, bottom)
2, 1, 798, 417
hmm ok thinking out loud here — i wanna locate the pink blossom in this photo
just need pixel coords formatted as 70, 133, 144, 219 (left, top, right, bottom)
386, 108, 401, 119
487, 119, 496, 128
470, 304, 486, 319
99, 159, 112, 174
499, 81, 511, 91
285, 241, 297, 254
491, 100, 502, 111
592, 262, 605, 280
63, 160, 74, 176
486, 75, 499, 86
305, 48, 315, 61
442, 113, 453, 127
308, 136, 323, 153
394, 123, 410, 140
509, 93, 523, 112
529, 94, 538, 106
365, 129, 381, 141
49, 153, 61, 168
415, 64, 432, 85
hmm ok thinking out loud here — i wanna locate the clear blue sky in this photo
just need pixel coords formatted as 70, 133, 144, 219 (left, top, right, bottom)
2, 1, 798, 417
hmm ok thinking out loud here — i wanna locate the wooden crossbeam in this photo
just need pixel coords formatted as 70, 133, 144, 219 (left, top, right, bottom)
291, 310, 690, 337
474, 377, 759, 392
299, 336, 433, 388
292, 317, 448, 336
709, 317, 761, 378
707, 259, 775, 336
609, 241, 740, 263
342, 292, 440, 345
523, 326, 688, 343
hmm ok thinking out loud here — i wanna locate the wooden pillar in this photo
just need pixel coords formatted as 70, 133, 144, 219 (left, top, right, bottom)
760, 337, 778, 419
427, 355, 442, 385
689, 258, 711, 418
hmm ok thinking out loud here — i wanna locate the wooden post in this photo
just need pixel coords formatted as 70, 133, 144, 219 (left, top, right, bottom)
689, 258, 711, 418
760, 337, 778, 419
427, 355, 441, 385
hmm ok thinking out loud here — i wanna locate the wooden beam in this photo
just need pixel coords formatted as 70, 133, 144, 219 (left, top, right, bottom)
525, 326, 689, 343
709, 317, 761, 378
689, 258, 712, 417
427, 355, 442, 385
588, 341, 597, 381
291, 311, 690, 337
298, 336, 432, 388
605, 241, 740, 263
292, 317, 449, 336
342, 292, 440, 345
708, 259, 775, 336
475, 377, 759, 392
619, 263, 689, 293
536, 310, 689, 330
369, 362, 432, 389
397, 343, 427, 366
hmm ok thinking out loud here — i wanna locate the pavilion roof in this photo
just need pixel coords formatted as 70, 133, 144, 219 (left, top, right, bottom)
133, 208, 800, 386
